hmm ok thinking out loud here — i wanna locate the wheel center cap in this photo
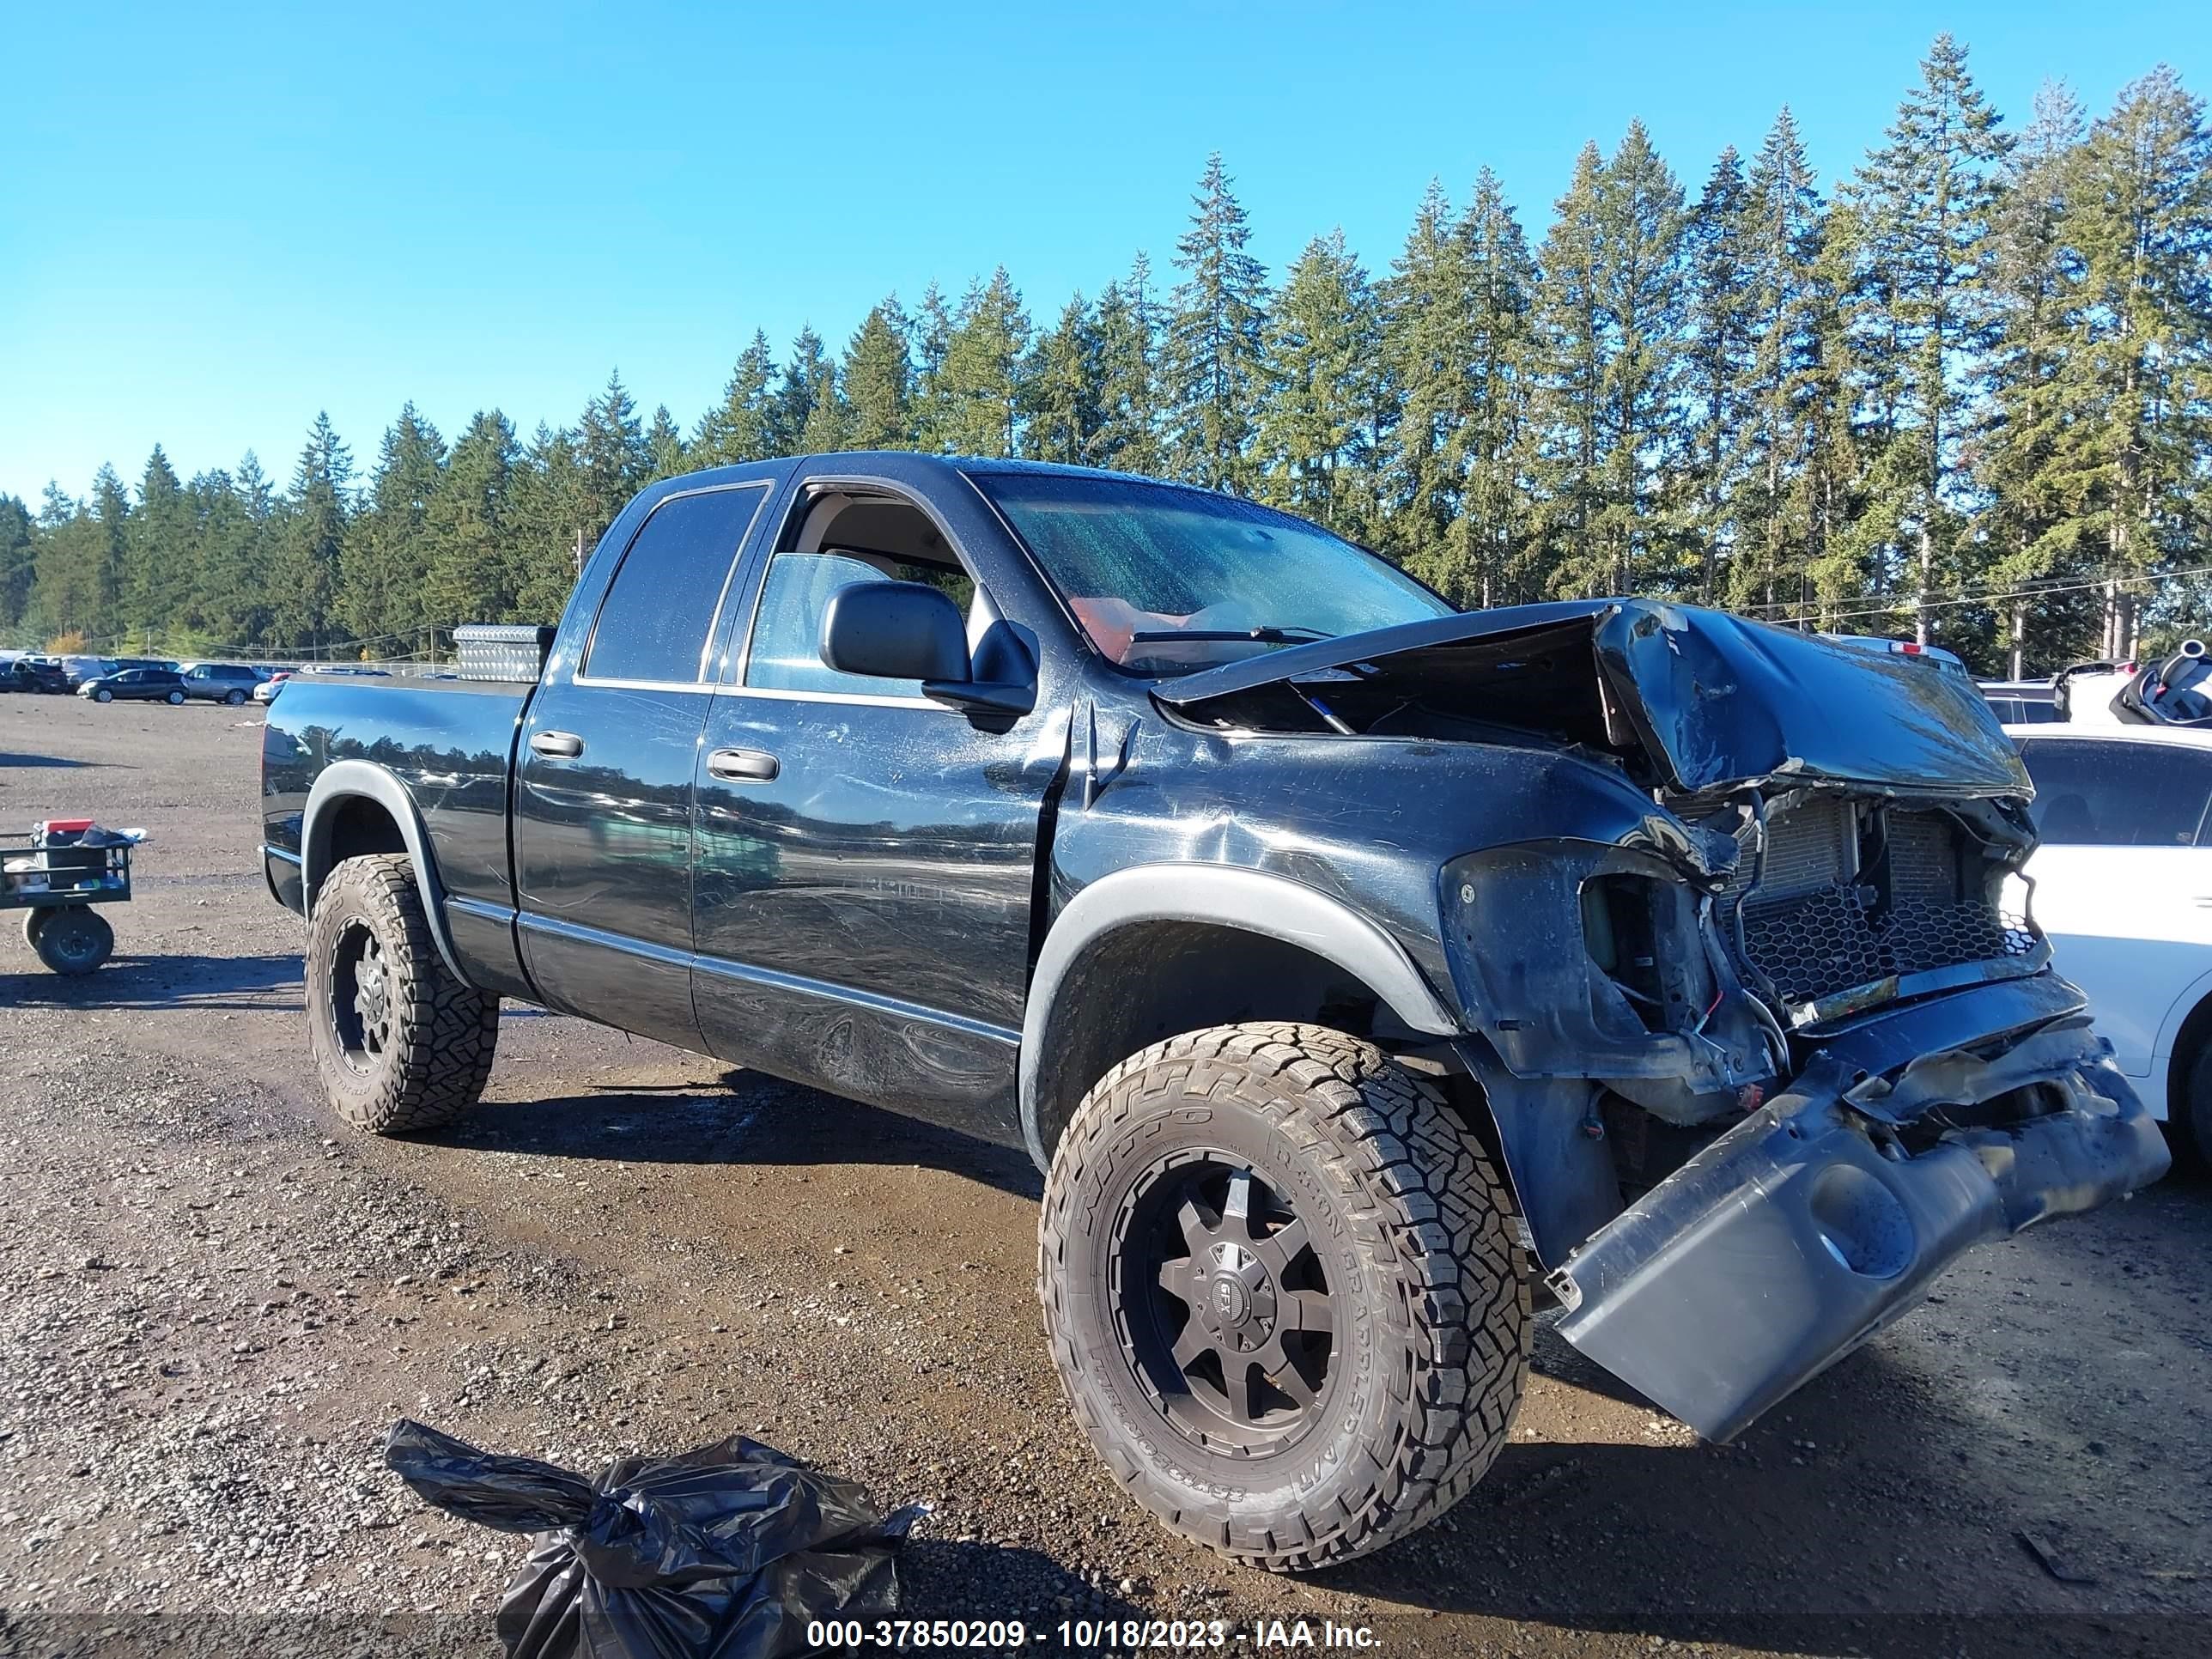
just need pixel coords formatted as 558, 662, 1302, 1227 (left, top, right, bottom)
1199, 1242, 1277, 1352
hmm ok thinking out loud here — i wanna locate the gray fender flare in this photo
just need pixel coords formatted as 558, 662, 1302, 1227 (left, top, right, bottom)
1018, 864, 1461, 1167
301, 760, 472, 986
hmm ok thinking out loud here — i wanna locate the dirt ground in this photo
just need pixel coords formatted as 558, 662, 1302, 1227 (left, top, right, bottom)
1, 694, 2207, 1659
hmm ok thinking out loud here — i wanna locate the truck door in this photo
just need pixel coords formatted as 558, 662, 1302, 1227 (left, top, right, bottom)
514, 480, 774, 1049
689, 483, 1063, 1144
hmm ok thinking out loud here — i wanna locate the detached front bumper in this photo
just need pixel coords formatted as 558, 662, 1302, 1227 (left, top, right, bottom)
1550, 1012, 2169, 1443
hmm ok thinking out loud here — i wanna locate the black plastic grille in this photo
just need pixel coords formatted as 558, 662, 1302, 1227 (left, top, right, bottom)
1734, 805, 2034, 1006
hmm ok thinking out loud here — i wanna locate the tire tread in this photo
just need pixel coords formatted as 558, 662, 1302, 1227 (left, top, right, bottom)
1037, 1021, 1529, 1572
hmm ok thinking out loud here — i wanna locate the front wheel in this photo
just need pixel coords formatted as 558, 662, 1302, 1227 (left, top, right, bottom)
1039, 1022, 1529, 1571
94, 688, 112, 702
165, 690, 185, 705
307, 854, 499, 1133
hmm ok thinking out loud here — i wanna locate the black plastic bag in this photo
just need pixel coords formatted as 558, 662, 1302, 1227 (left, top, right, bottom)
386, 1419, 921, 1659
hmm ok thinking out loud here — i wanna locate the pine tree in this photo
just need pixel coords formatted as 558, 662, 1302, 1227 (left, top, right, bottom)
843, 299, 915, 450
337, 405, 447, 649
0, 495, 34, 637
1595, 122, 1693, 596
271, 414, 352, 653
577, 370, 650, 543
1729, 109, 1829, 617
189, 465, 267, 652
1381, 180, 1474, 569
1024, 294, 1103, 465
1843, 33, 2011, 643
1528, 128, 1690, 598
693, 332, 781, 465
1976, 84, 2097, 672
646, 405, 686, 478
423, 410, 520, 635
779, 327, 844, 453
1093, 252, 1164, 474
1165, 154, 1270, 490
1526, 143, 1608, 596
911, 283, 957, 450
1681, 149, 1756, 600
932, 270, 1031, 457
27, 484, 99, 643
125, 446, 190, 649
510, 422, 592, 621
1449, 170, 1539, 605
2064, 66, 2212, 657
1255, 230, 1384, 536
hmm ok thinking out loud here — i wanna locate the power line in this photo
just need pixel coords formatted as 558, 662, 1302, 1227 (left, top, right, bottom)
1739, 562, 2212, 629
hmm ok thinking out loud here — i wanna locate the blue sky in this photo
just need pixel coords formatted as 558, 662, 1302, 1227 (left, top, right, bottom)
3, 1, 2206, 503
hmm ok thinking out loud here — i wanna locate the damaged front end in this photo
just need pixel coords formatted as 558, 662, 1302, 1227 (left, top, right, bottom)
1549, 1018, 2167, 1442
1161, 598, 2172, 1440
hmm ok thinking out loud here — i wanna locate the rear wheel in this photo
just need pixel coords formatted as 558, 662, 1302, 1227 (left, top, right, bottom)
307, 854, 499, 1134
165, 690, 185, 705
1039, 1022, 1528, 1571
223, 687, 246, 705
31, 907, 112, 975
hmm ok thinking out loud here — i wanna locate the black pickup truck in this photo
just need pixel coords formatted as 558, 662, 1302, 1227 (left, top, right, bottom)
262, 453, 2167, 1570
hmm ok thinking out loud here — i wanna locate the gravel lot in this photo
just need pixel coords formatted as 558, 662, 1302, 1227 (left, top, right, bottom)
2, 694, 2208, 1658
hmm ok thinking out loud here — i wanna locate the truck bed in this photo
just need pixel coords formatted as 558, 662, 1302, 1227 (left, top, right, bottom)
261, 672, 533, 990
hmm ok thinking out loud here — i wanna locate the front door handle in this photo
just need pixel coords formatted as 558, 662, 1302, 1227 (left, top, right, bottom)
529, 729, 585, 760
708, 747, 781, 782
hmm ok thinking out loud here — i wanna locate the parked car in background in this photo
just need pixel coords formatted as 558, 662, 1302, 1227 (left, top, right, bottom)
59, 656, 121, 689
252, 671, 292, 704
2008, 721, 2212, 1162
1979, 678, 2061, 724
176, 661, 269, 703
2, 657, 71, 694
76, 667, 188, 705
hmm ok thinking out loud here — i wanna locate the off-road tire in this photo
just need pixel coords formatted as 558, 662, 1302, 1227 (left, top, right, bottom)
1038, 1022, 1529, 1571
307, 854, 498, 1134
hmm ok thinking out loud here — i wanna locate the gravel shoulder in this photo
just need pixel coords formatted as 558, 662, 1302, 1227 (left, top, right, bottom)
2, 697, 2207, 1657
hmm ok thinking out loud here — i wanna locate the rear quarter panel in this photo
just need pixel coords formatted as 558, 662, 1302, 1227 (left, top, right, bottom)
263, 675, 532, 984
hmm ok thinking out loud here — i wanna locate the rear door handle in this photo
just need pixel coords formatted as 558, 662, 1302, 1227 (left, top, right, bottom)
708, 747, 780, 782
529, 729, 585, 760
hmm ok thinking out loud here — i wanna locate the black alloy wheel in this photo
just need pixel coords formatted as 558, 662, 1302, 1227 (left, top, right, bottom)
1121, 1157, 1337, 1449
326, 917, 393, 1071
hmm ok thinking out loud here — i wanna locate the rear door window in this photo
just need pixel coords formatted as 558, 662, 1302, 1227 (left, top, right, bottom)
2020, 740, 2212, 847
580, 485, 769, 684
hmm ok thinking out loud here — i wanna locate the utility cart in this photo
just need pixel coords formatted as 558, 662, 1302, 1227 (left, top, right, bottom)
3, 819, 136, 975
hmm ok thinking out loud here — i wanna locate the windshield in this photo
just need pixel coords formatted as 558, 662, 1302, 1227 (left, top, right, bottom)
971, 472, 1455, 673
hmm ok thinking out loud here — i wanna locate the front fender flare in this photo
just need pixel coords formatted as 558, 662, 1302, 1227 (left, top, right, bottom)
301, 760, 472, 987
1017, 864, 1460, 1167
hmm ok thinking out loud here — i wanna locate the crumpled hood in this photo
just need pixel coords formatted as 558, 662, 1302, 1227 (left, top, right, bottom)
1155, 599, 2030, 798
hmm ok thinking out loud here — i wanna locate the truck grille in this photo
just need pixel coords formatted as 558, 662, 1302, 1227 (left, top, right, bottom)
1729, 803, 2034, 1007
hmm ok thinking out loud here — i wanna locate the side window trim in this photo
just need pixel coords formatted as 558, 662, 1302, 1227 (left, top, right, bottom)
574, 481, 771, 690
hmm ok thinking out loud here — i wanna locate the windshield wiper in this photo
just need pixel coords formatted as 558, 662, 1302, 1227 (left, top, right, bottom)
1126, 626, 1333, 645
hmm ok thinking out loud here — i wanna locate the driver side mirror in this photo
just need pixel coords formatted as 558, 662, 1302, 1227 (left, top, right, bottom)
817, 580, 1035, 715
